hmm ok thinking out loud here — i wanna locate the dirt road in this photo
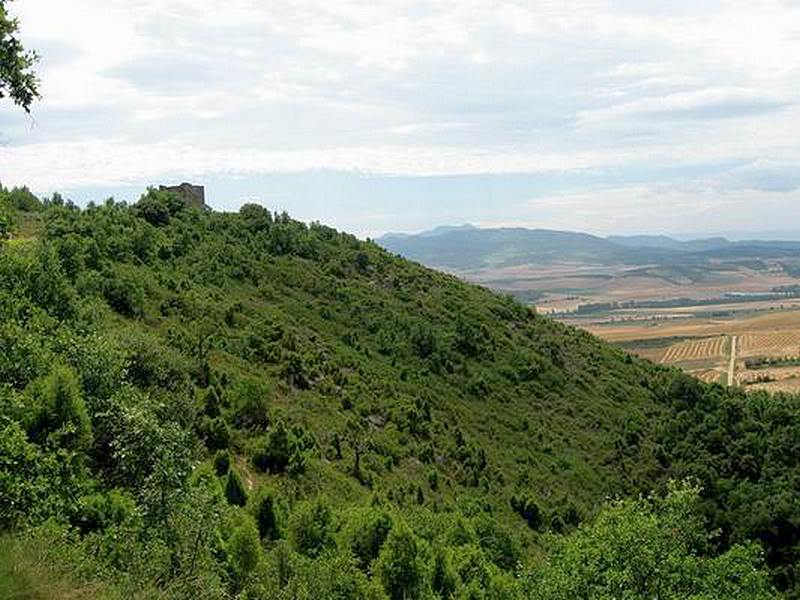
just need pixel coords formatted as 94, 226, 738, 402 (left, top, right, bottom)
727, 335, 737, 386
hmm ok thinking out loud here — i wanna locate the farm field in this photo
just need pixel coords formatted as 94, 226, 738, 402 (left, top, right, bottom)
463, 260, 800, 314
572, 307, 800, 392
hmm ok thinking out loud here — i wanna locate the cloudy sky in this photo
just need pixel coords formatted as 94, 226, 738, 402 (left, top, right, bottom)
1, 0, 800, 237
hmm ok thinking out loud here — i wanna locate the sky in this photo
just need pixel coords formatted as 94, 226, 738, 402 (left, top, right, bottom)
1, 0, 800, 238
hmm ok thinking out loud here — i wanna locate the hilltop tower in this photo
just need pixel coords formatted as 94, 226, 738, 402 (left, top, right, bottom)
159, 182, 207, 209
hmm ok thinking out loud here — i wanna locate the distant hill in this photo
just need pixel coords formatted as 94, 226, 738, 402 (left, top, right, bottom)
378, 226, 800, 271
377, 227, 668, 269
380, 223, 477, 241
606, 234, 732, 253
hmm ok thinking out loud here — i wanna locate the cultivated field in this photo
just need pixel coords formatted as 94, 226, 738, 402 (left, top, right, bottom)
575, 309, 800, 392
738, 332, 800, 357
660, 336, 727, 363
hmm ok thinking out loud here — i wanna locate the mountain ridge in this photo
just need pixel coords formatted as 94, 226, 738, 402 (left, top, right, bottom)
377, 225, 800, 270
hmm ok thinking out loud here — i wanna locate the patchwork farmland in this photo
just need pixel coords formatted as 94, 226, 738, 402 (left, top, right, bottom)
571, 308, 800, 392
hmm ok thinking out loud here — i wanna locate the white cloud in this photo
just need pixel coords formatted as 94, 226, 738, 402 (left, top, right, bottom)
576, 88, 789, 126
1, 0, 800, 234
477, 184, 798, 235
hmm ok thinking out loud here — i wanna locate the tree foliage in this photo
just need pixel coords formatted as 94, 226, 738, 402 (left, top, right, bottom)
0, 1, 39, 111
523, 482, 778, 600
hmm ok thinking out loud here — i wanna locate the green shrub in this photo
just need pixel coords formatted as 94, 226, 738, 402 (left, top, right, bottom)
225, 469, 248, 507
253, 486, 282, 542
523, 482, 778, 599
29, 365, 92, 452
341, 505, 393, 569
510, 493, 544, 531
374, 522, 424, 600
227, 516, 261, 585
231, 378, 271, 431
213, 450, 230, 476
102, 270, 145, 318
74, 489, 135, 533
288, 498, 334, 558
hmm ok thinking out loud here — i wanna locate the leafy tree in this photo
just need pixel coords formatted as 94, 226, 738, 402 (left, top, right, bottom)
374, 522, 425, 600
0, 2, 39, 112
522, 481, 778, 599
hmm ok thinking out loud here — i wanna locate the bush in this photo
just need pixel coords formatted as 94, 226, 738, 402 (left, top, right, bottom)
199, 416, 230, 451
135, 188, 186, 226
253, 486, 282, 542
74, 489, 135, 533
289, 498, 334, 558
5, 186, 43, 212
510, 493, 544, 531
103, 269, 145, 318
29, 365, 92, 452
410, 326, 438, 359
472, 514, 522, 570
341, 505, 393, 569
225, 469, 248, 507
250, 421, 312, 477
431, 545, 458, 599
227, 516, 261, 585
231, 378, 271, 431
374, 522, 424, 600
214, 450, 230, 476
522, 482, 778, 599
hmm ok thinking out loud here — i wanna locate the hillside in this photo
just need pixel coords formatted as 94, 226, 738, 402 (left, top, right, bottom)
0, 187, 797, 598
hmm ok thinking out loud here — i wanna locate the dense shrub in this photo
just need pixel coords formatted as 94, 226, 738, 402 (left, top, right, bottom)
253, 486, 283, 542
289, 498, 334, 558
341, 505, 393, 569
103, 269, 145, 318
225, 469, 248, 507
374, 522, 424, 600
28, 365, 92, 452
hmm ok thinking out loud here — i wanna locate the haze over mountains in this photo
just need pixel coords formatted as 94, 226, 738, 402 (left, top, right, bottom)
378, 225, 800, 271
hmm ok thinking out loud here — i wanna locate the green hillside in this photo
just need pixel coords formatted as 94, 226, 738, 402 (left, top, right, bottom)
0, 186, 797, 598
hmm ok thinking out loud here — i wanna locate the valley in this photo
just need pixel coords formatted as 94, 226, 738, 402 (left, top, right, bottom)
379, 225, 800, 392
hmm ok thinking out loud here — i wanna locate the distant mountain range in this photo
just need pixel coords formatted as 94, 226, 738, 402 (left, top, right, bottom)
377, 226, 800, 270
